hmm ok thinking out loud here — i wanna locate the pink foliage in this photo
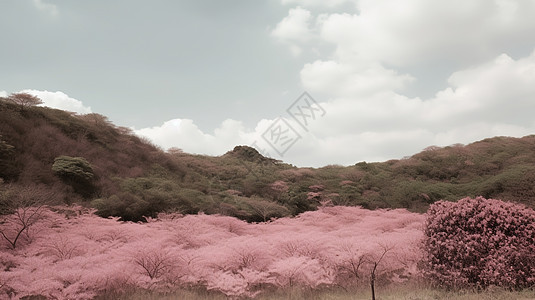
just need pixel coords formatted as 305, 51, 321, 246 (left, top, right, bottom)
269, 256, 333, 288
308, 184, 325, 192
269, 180, 289, 193
0, 205, 425, 298
307, 191, 322, 201
423, 197, 535, 289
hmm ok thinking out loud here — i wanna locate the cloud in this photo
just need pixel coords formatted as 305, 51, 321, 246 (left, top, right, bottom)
273, 1, 535, 67
32, 0, 59, 17
22, 90, 92, 114
134, 119, 255, 156
271, 7, 314, 56
308, 51, 535, 163
256, 0, 535, 166
301, 60, 415, 97
318, 0, 535, 67
136, 50, 535, 167
423, 52, 535, 125
0, 91, 7, 98
130, 1, 535, 167
311, 51, 535, 134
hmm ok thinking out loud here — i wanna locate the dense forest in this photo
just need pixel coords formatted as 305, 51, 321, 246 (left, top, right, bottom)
1, 96, 534, 221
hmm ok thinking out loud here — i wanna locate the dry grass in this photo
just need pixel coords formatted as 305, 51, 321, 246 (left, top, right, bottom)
97, 285, 535, 300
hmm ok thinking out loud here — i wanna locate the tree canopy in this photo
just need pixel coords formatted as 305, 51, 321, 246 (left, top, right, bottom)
7, 93, 43, 111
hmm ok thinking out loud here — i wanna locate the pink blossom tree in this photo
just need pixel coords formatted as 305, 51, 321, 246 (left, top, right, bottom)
268, 180, 289, 202
268, 256, 333, 288
0, 185, 54, 249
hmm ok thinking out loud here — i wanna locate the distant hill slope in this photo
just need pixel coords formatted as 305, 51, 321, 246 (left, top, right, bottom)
0, 99, 186, 213
1, 96, 534, 221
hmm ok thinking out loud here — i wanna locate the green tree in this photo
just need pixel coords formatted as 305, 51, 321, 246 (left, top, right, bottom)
0, 136, 18, 181
52, 156, 95, 198
243, 196, 290, 222
91, 192, 151, 221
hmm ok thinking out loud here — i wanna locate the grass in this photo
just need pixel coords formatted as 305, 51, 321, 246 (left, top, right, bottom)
96, 285, 535, 300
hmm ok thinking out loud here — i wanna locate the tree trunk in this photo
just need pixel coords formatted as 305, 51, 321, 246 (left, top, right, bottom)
370, 262, 377, 300
371, 276, 375, 300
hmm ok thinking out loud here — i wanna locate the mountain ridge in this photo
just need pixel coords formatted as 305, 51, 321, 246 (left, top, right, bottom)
1, 97, 534, 221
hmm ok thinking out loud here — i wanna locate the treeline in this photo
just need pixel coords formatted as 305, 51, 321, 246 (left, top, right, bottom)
1, 95, 535, 221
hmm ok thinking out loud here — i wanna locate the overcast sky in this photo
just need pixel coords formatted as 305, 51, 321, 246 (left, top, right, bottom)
2, 0, 535, 167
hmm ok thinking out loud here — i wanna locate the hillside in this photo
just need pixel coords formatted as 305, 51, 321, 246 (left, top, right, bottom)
1, 96, 534, 221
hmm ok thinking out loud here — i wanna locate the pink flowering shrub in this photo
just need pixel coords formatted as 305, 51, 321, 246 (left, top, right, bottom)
423, 196, 535, 289
0, 205, 425, 299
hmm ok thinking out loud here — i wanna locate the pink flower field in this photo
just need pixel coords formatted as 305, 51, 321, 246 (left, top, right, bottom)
0, 206, 424, 299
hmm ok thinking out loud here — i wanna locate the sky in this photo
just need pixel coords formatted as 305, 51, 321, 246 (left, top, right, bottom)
2, 0, 535, 167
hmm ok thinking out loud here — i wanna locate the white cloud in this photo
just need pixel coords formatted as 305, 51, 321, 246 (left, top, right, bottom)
32, 0, 59, 17
271, 7, 314, 56
135, 50, 535, 167
424, 51, 535, 124
315, 50, 535, 133
22, 90, 92, 114
301, 60, 415, 97
0, 91, 7, 98
318, 0, 535, 67
273, 1, 535, 67
257, 0, 535, 165
137, 1, 535, 167
134, 119, 256, 156
312, 51, 535, 162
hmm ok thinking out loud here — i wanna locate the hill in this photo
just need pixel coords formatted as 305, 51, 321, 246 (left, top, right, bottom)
1, 96, 534, 221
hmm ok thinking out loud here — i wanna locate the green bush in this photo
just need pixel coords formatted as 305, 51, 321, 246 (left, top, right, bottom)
0, 136, 19, 181
52, 156, 95, 198
52, 156, 94, 181
91, 192, 151, 221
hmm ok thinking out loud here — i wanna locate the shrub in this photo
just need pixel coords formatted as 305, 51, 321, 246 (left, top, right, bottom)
243, 196, 290, 222
0, 136, 18, 181
422, 196, 535, 289
91, 193, 150, 222
52, 156, 96, 198
52, 156, 94, 181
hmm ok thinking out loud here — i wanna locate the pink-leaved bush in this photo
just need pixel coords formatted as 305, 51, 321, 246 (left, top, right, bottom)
0, 205, 424, 299
423, 196, 535, 289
